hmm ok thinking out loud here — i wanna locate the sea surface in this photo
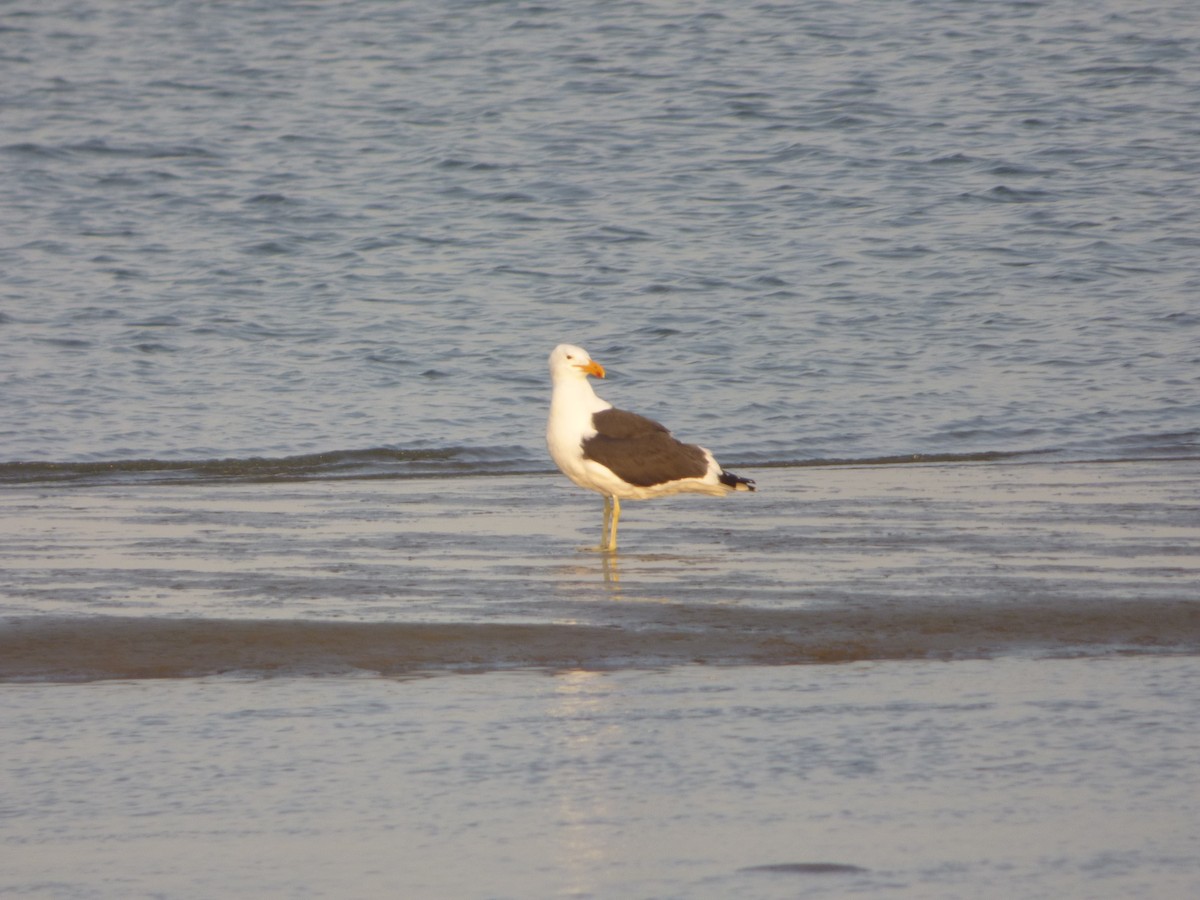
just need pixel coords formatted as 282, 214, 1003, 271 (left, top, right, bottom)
2, 1, 1199, 897
2, 0, 1198, 469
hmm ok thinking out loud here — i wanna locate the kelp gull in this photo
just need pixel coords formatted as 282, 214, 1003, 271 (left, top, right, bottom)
546, 343, 755, 551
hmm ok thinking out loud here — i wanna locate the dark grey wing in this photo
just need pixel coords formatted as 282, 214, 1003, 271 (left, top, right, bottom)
583, 407, 708, 487
591, 407, 670, 440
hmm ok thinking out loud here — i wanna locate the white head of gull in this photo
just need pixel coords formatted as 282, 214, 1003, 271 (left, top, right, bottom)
546, 343, 755, 552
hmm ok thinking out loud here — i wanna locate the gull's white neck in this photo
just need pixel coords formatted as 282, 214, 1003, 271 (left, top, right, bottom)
547, 368, 612, 479
550, 369, 611, 421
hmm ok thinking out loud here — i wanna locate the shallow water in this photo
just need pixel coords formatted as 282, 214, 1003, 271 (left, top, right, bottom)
3, 458, 1196, 896
2, 459, 1197, 680
5, 659, 1199, 899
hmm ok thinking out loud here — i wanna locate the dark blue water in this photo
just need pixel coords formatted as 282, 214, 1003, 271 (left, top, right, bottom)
2, 0, 1197, 475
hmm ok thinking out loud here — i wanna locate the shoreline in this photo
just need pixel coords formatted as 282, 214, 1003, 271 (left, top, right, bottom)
1, 456, 1196, 680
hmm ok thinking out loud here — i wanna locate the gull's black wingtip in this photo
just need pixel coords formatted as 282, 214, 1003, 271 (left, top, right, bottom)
719, 470, 756, 492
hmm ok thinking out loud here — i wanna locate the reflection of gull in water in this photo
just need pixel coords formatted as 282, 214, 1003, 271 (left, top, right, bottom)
546, 343, 754, 553
600, 550, 621, 587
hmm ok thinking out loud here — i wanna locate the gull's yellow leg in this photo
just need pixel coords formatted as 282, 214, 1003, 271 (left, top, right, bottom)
608, 496, 620, 552
588, 496, 620, 553
600, 495, 613, 551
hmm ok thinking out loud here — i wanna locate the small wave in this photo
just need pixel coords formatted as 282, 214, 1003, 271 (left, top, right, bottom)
1, 438, 1197, 488
741, 863, 868, 876
0, 447, 541, 487
65, 138, 219, 160
2, 142, 72, 160
2, 604, 1196, 682
0, 448, 1005, 487
749, 450, 1036, 469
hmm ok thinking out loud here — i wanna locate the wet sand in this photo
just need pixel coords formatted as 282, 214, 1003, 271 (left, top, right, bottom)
1, 457, 1197, 677
2, 458, 1198, 897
